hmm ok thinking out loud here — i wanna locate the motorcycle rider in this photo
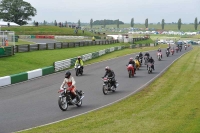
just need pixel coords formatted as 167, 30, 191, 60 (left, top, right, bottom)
147, 56, 155, 70
138, 52, 143, 63
60, 71, 80, 102
103, 66, 117, 88
157, 47, 162, 58
144, 52, 150, 59
127, 58, 136, 74
75, 56, 84, 72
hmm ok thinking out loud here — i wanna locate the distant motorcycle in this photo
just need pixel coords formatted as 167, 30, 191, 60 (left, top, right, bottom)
166, 50, 170, 57
126, 64, 135, 78
75, 64, 83, 76
139, 57, 143, 66
58, 88, 84, 111
171, 49, 174, 55
176, 47, 179, 53
147, 63, 153, 74
102, 77, 118, 95
184, 45, 187, 50
144, 56, 149, 65
157, 52, 162, 61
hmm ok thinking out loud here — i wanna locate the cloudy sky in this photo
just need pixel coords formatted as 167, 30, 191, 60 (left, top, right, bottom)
25, 0, 199, 24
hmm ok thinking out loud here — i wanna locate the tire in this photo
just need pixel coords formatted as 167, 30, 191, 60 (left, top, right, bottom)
76, 99, 82, 107
128, 70, 132, 78
102, 85, 108, 95
112, 86, 116, 92
58, 97, 68, 111
148, 67, 151, 74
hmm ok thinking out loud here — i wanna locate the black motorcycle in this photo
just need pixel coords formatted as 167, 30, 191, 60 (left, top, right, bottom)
139, 57, 143, 66
166, 50, 170, 57
144, 56, 149, 65
102, 77, 118, 95
75, 64, 83, 76
58, 88, 84, 111
147, 63, 153, 74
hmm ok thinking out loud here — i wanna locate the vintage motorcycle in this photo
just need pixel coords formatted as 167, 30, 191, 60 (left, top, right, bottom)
102, 77, 118, 95
171, 48, 174, 55
58, 88, 84, 111
75, 64, 83, 76
147, 63, 153, 74
166, 50, 170, 57
126, 64, 135, 78
144, 56, 149, 65
134, 59, 140, 70
157, 52, 162, 61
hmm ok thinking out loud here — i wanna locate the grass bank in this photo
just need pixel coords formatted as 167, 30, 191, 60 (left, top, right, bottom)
20, 46, 200, 133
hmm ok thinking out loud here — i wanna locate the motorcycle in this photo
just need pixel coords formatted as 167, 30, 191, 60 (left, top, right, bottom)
179, 46, 182, 52
166, 50, 170, 57
157, 52, 162, 61
171, 49, 174, 55
176, 47, 179, 53
139, 57, 143, 66
184, 45, 187, 50
75, 64, 83, 76
102, 77, 118, 95
147, 63, 153, 74
58, 88, 84, 111
134, 59, 140, 70
126, 64, 135, 78
144, 56, 149, 65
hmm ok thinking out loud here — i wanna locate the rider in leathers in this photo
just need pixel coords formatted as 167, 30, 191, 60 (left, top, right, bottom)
103, 66, 117, 88
139, 52, 143, 63
127, 58, 136, 74
147, 57, 155, 70
60, 71, 80, 102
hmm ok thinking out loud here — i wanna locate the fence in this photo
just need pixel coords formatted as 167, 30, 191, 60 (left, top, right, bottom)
14, 40, 119, 53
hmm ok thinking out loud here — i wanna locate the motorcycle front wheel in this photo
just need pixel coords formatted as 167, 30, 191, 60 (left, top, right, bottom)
58, 97, 68, 111
76, 69, 79, 76
102, 85, 109, 95
76, 99, 82, 107
128, 70, 132, 78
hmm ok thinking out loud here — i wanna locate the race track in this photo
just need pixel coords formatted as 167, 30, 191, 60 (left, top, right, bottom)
0, 46, 192, 133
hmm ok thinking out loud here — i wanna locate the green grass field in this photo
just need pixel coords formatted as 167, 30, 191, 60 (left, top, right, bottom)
1, 26, 96, 36
19, 46, 200, 133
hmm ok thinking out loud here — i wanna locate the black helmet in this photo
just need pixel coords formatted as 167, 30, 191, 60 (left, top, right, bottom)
150, 56, 152, 59
65, 71, 71, 78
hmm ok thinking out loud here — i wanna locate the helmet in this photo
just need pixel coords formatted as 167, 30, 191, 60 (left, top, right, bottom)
105, 66, 110, 71
78, 56, 81, 59
65, 71, 71, 78
139, 52, 142, 54
130, 58, 133, 61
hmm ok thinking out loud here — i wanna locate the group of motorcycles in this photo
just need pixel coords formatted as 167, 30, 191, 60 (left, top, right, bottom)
58, 44, 190, 111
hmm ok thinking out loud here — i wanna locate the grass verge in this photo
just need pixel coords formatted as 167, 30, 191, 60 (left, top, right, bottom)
19, 46, 200, 133
0, 43, 166, 77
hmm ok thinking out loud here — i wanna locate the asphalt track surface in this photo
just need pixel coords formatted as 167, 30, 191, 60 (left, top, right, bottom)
0, 46, 192, 133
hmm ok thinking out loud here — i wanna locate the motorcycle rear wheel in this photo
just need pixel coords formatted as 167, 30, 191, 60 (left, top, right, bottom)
103, 85, 109, 95
58, 97, 68, 111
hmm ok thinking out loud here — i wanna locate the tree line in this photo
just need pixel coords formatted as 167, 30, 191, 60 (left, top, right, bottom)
0, 0, 199, 31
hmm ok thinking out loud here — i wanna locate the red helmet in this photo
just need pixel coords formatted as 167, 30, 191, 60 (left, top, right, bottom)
129, 58, 133, 61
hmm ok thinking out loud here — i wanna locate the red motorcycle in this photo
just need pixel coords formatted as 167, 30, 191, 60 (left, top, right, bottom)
126, 64, 135, 78
171, 49, 174, 55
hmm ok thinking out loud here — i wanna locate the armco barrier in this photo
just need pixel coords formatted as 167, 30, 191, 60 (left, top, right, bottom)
10, 72, 28, 84
42, 66, 54, 76
27, 69, 42, 79
0, 76, 11, 86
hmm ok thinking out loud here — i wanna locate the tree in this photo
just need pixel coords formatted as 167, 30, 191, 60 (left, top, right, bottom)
90, 19, 93, 29
145, 18, 148, 28
194, 17, 198, 30
43, 20, 46, 25
54, 20, 57, 26
131, 18, 134, 27
78, 19, 81, 27
117, 19, 119, 28
161, 19, 165, 30
103, 19, 106, 28
0, 0, 37, 25
178, 18, 182, 30
65, 21, 68, 27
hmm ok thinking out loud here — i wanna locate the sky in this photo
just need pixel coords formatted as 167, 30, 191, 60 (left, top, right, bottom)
25, 0, 200, 24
